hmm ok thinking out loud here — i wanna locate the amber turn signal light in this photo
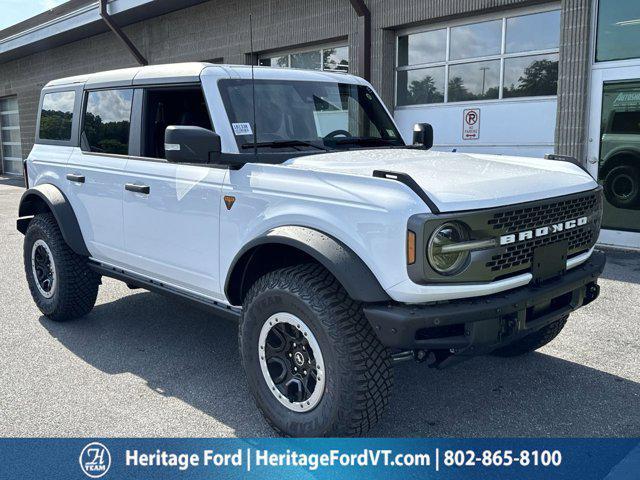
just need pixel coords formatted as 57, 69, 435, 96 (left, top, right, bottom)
407, 230, 416, 265
224, 195, 236, 210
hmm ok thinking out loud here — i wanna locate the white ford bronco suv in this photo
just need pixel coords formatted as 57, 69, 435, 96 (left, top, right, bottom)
18, 62, 605, 437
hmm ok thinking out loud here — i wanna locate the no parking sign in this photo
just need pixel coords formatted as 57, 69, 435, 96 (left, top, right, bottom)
463, 108, 480, 140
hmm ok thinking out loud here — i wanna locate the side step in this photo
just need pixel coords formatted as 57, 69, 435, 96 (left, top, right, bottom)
88, 261, 241, 321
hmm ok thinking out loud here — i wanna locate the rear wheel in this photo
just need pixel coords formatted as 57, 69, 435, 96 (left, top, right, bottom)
239, 263, 393, 437
491, 315, 568, 357
24, 213, 100, 321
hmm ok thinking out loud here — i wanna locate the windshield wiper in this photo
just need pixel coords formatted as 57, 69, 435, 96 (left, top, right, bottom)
241, 140, 327, 151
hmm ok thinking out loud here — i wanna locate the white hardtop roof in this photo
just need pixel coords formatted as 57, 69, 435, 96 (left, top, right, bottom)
45, 62, 367, 90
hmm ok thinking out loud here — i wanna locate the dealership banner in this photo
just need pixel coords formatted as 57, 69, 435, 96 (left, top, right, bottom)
0, 438, 638, 479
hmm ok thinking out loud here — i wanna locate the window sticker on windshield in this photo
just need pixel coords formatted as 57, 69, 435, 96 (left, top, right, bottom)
232, 122, 253, 135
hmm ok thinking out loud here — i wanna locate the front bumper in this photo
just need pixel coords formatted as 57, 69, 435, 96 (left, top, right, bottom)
364, 250, 606, 366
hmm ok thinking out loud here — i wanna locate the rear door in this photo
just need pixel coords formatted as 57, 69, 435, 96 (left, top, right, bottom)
121, 85, 226, 300
66, 88, 134, 264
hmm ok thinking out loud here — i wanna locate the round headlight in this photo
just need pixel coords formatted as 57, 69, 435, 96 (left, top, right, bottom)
427, 222, 469, 275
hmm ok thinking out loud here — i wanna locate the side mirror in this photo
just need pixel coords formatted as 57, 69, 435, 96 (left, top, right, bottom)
165, 126, 221, 164
412, 123, 433, 150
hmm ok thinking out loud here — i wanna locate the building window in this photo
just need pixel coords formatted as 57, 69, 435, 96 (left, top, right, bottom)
83, 89, 133, 155
259, 45, 349, 72
39, 91, 75, 141
0, 96, 23, 175
396, 8, 561, 106
596, 0, 640, 62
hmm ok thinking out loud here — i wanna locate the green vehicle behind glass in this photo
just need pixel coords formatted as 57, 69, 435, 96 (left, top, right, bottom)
600, 89, 640, 210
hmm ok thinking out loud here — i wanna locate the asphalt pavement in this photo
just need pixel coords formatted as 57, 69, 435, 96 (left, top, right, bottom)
1, 176, 638, 437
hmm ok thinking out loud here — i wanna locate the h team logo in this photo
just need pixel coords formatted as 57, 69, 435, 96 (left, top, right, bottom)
79, 442, 111, 478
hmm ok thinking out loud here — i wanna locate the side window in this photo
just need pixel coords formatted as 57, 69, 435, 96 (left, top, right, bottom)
141, 87, 212, 159
39, 91, 75, 141
83, 89, 133, 155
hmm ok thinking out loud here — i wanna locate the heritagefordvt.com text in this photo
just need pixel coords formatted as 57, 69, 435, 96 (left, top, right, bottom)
126, 449, 432, 472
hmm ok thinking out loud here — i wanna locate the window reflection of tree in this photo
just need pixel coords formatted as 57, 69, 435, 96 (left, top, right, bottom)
447, 77, 499, 102
406, 76, 444, 104
401, 59, 558, 105
504, 59, 558, 98
84, 112, 130, 155
40, 110, 72, 140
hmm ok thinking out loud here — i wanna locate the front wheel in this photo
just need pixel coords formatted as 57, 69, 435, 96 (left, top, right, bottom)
239, 263, 393, 437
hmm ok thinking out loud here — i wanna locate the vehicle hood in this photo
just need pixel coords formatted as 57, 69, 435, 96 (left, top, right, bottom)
283, 149, 598, 212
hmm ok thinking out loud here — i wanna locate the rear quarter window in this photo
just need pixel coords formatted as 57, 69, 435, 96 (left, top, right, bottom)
39, 91, 76, 141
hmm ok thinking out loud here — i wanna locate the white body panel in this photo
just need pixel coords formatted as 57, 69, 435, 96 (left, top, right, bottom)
122, 159, 227, 299
28, 144, 73, 191
221, 163, 425, 293
284, 149, 597, 212
65, 148, 129, 263
26, 63, 600, 306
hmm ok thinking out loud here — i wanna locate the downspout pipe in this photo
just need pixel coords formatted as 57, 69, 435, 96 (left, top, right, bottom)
348, 0, 371, 81
99, 0, 148, 66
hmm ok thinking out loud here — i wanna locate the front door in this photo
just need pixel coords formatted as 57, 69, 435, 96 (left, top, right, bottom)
122, 161, 227, 300
121, 85, 227, 301
588, 67, 640, 248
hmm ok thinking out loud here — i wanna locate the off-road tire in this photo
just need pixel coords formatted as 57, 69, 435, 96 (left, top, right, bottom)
24, 213, 100, 321
239, 263, 393, 437
491, 315, 569, 357
603, 164, 640, 209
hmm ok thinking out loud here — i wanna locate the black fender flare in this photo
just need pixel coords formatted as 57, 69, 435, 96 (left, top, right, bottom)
225, 226, 391, 305
17, 184, 90, 257
601, 148, 640, 177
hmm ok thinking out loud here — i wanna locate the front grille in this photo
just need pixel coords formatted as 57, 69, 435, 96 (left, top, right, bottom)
485, 191, 601, 275
488, 192, 599, 233
407, 187, 603, 285
486, 224, 594, 273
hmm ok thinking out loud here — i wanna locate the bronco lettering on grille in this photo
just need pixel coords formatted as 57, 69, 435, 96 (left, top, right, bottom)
499, 216, 588, 246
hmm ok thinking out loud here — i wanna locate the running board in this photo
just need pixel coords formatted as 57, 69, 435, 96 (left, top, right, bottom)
372, 170, 441, 213
88, 261, 240, 321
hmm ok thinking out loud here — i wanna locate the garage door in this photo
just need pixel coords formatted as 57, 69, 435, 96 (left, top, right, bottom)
393, 6, 560, 158
0, 96, 23, 175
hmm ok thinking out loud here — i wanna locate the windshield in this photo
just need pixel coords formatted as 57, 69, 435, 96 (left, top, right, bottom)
219, 79, 404, 151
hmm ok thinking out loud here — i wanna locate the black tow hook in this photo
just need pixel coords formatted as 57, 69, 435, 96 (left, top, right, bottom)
392, 349, 436, 365
583, 282, 600, 306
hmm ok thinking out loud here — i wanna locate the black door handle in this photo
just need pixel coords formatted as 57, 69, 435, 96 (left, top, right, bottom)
125, 183, 150, 194
66, 173, 85, 183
